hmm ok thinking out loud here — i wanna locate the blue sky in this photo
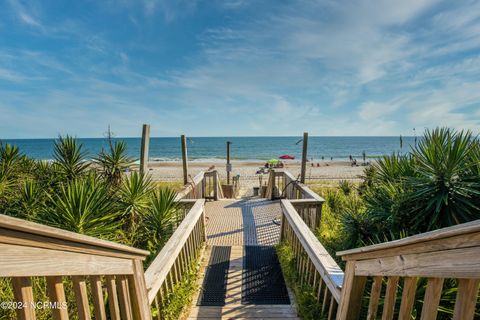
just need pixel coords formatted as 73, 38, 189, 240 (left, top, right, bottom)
1, 0, 479, 138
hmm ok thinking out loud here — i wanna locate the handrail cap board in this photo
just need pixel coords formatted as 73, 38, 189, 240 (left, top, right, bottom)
337, 219, 480, 259
275, 169, 325, 202
0, 214, 149, 257
175, 171, 205, 201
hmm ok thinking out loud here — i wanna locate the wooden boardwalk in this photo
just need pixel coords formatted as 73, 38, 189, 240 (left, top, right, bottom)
188, 199, 299, 319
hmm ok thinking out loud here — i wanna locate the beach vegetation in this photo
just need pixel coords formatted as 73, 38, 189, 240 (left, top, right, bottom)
313, 127, 480, 318
95, 140, 134, 186
0, 135, 192, 319
53, 135, 90, 180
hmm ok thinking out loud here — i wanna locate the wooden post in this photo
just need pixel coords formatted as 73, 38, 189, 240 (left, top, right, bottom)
300, 132, 308, 183
226, 141, 231, 184
140, 124, 150, 174
336, 261, 367, 320
181, 135, 188, 185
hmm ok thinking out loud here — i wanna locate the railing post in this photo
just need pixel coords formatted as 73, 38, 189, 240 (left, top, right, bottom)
181, 135, 189, 185
213, 171, 218, 200
315, 202, 323, 230
337, 261, 366, 320
140, 124, 150, 174
226, 141, 231, 184
300, 132, 308, 183
128, 260, 152, 320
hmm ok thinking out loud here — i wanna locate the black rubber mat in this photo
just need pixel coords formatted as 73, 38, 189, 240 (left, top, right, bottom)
197, 246, 231, 306
242, 246, 290, 305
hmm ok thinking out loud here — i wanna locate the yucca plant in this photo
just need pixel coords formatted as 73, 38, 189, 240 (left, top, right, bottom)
40, 174, 120, 238
17, 180, 46, 219
143, 187, 179, 262
338, 180, 353, 195
95, 140, 133, 186
117, 171, 154, 244
0, 142, 24, 178
408, 128, 480, 230
53, 135, 90, 180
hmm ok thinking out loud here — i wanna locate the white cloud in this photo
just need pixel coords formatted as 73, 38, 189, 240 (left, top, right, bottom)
358, 102, 399, 121
7, 0, 43, 28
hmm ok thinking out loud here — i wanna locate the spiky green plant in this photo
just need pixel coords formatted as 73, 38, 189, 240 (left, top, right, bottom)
95, 140, 133, 186
338, 180, 353, 195
16, 180, 46, 219
39, 174, 120, 238
408, 128, 480, 230
117, 171, 154, 244
143, 187, 179, 261
53, 135, 90, 180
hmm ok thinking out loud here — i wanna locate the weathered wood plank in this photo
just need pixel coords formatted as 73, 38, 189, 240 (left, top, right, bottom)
338, 220, 480, 259
106, 276, 121, 320
381, 276, 399, 320
353, 246, 480, 278
72, 276, 91, 320
0, 243, 134, 277
12, 277, 36, 320
366, 276, 382, 320
90, 276, 106, 320
336, 261, 366, 320
0, 215, 149, 257
453, 278, 480, 320
420, 278, 444, 320
398, 277, 417, 320
46, 276, 69, 320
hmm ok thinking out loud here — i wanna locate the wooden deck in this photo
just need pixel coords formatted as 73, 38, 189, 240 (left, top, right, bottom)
188, 199, 299, 319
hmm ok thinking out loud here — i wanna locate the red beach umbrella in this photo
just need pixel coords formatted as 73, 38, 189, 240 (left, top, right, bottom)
279, 155, 295, 160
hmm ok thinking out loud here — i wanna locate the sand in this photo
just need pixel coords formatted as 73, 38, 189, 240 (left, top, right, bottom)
146, 160, 368, 196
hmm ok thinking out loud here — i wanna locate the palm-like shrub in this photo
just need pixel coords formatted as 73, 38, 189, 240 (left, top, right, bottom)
40, 174, 120, 238
53, 136, 90, 180
360, 128, 480, 234
117, 171, 154, 243
339, 180, 353, 195
143, 187, 179, 261
408, 128, 480, 230
0, 143, 23, 177
95, 141, 133, 186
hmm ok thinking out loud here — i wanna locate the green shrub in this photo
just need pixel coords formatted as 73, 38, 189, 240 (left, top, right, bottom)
338, 180, 353, 195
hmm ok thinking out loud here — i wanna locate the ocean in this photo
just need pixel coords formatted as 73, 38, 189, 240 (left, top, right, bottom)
2, 136, 416, 162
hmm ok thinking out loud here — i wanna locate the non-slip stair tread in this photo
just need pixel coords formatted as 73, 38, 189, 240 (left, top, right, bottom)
242, 246, 290, 305
198, 246, 231, 306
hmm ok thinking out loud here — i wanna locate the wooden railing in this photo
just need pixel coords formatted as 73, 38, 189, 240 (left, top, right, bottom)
0, 214, 151, 320
176, 170, 223, 201
144, 199, 206, 316
280, 199, 344, 320
336, 220, 480, 320
268, 170, 325, 230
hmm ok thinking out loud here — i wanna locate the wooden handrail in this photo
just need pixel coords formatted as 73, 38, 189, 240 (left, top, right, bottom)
280, 199, 343, 319
175, 171, 205, 200
281, 200, 343, 299
337, 219, 480, 259
144, 199, 206, 304
0, 214, 151, 319
0, 214, 149, 259
336, 220, 480, 320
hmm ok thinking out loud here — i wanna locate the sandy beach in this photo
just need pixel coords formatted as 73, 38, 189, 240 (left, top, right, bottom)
146, 160, 368, 196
